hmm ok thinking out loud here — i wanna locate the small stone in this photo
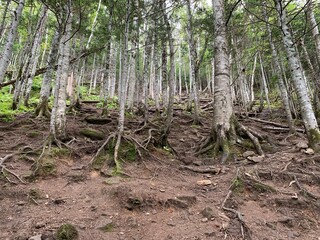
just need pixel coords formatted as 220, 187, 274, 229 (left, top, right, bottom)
197, 180, 212, 186
201, 207, 215, 219
204, 231, 215, 237
201, 217, 208, 223
243, 151, 255, 158
29, 235, 42, 240
304, 148, 314, 155
296, 142, 308, 149
167, 220, 176, 227
96, 219, 114, 232
17, 201, 26, 206
35, 222, 46, 229
100, 169, 113, 177
247, 155, 264, 163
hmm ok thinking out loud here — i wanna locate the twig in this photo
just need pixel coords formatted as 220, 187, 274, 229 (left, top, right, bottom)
179, 165, 219, 174
293, 175, 318, 200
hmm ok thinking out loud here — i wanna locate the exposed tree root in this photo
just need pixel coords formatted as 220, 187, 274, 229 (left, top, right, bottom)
89, 132, 146, 174
179, 165, 220, 174
293, 175, 319, 200
221, 190, 252, 240
195, 120, 264, 163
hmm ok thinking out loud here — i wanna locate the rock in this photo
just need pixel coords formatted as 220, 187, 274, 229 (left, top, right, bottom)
201, 217, 208, 223
197, 180, 212, 186
176, 195, 197, 204
79, 128, 105, 140
243, 151, 255, 158
100, 168, 113, 177
35, 222, 46, 229
296, 142, 308, 149
167, 220, 176, 226
247, 155, 264, 163
167, 195, 196, 209
104, 176, 122, 185
29, 235, 42, 240
16, 201, 26, 206
166, 198, 188, 208
304, 148, 314, 155
85, 117, 112, 125
201, 207, 215, 219
96, 219, 114, 232
204, 231, 215, 237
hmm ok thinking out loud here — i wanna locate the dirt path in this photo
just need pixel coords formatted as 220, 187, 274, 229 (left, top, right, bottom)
0, 104, 319, 240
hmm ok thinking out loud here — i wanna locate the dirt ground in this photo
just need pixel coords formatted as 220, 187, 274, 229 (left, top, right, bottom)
0, 102, 320, 240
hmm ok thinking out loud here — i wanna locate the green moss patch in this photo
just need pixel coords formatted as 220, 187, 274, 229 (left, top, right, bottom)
56, 223, 78, 240
79, 128, 105, 140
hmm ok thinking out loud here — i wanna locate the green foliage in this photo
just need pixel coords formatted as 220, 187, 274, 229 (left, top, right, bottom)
56, 224, 78, 240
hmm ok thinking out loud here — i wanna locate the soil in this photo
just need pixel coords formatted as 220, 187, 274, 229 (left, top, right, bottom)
0, 102, 320, 240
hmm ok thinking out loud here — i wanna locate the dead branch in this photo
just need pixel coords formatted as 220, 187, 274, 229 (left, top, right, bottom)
238, 123, 264, 156
179, 165, 220, 174
293, 175, 319, 200
89, 133, 116, 165
221, 190, 252, 240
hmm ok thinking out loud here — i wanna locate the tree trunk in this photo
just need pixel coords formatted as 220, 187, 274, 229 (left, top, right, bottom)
50, 4, 72, 141
211, 0, 235, 162
36, 30, 60, 118
305, 1, 320, 118
0, 0, 12, 37
0, 0, 24, 84
23, 5, 48, 106
275, 0, 320, 148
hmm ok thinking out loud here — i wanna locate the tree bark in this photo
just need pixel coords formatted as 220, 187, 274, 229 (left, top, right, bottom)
275, 0, 320, 148
0, 0, 24, 84
50, 3, 72, 141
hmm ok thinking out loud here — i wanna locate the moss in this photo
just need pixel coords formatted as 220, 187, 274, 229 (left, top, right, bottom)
50, 147, 70, 157
251, 182, 276, 193
79, 128, 105, 140
29, 188, 42, 199
92, 155, 108, 170
56, 224, 78, 240
33, 157, 57, 177
98, 222, 114, 232
308, 128, 320, 151
232, 177, 245, 193
26, 131, 40, 138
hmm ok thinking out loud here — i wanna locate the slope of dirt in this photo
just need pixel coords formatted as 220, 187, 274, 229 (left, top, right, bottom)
0, 103, 320, 240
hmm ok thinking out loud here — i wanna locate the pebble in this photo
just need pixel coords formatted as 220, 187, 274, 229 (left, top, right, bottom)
197, 180, 212, 186
28, 235, 42, 240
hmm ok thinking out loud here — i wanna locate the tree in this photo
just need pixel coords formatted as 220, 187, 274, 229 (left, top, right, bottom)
275, 0, 320, 149
0, 0, 25, 84
49, 1, 73, 141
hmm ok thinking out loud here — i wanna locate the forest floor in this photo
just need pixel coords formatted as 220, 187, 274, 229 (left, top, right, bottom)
0, 99, 320, 240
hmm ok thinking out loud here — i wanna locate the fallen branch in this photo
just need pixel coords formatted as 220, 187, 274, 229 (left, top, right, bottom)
221, 190, 252, 240
293, 175, 318, 200
179, 165, 219, 174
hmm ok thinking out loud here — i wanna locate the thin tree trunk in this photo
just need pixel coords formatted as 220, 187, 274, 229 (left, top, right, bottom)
24, 5, 48, 106
0, 0, 24, 84
50, 3, 72, 141
275, 0, 320, 148
264, 1, 294, 131
36, 30, 60, 118
0, 0, 12, 37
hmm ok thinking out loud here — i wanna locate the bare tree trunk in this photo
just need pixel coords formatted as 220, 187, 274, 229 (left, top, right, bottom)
114, 0, 130, 171
211, 0, 235, 162
0, 0, 24, 84
23, 5, 48, 106
0, 0, 12, 37
86, 0, 101, 49
305, 1, 320, 118
50, 3, 72, 141
185, 0, 200, 124
275, 0, 320, 148
35, 30, 60, 118
264, 1, 294, 131
158, 0, 175, 146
